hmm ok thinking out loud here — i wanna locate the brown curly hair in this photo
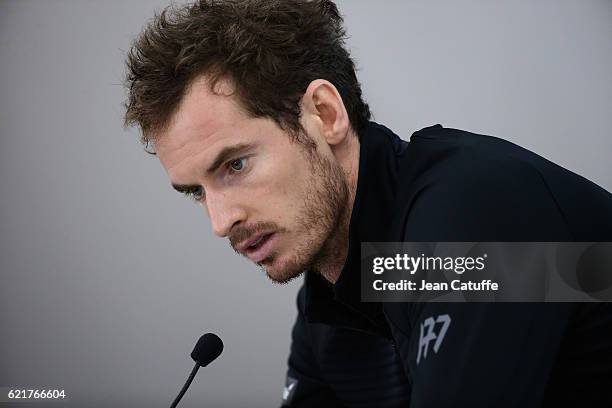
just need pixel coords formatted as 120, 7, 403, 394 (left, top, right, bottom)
123, 0, 371, 150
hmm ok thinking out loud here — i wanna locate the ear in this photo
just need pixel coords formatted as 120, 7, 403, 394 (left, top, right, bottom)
300, 79, 351, 146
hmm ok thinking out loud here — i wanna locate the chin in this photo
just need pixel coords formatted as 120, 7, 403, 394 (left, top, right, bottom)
260, 255, 306, 285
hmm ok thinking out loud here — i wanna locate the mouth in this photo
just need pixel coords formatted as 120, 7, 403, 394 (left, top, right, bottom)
239, 232, 277, 263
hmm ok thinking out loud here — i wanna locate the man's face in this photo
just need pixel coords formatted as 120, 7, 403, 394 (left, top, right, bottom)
155, 77, 348, 283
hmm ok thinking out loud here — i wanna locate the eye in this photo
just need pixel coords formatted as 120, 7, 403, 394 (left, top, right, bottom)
184, 186, 205, 202
228, 158, 247, 172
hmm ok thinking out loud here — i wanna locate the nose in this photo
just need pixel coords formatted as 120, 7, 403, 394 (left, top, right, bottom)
205, 190, 246, 238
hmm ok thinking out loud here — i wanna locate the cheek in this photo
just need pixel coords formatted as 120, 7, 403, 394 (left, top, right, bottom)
248, 155, 312, 219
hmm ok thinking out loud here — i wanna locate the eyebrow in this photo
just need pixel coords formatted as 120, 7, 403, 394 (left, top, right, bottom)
206, 142, 254, 174
171, 142, 255, 193
171, 183, 199, 194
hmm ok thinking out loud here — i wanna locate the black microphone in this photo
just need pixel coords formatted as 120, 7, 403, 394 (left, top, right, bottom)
169, 333, 224, 408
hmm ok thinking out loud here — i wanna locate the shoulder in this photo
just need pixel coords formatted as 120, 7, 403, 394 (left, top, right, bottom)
403, 127, 572, 241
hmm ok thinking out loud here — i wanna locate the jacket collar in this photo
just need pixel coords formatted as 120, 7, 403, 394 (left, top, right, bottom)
302, 121, 412, 338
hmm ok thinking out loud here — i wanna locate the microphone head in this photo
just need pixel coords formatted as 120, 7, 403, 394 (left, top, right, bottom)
191, 333, 223, 367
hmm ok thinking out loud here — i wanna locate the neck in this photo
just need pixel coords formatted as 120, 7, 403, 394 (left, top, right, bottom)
315, 133, 360, 284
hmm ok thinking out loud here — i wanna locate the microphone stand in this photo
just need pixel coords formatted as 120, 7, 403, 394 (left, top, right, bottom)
169, 363, 200, 408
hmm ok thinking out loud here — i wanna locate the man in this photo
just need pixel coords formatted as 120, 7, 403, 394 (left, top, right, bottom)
123, 1, 612, 406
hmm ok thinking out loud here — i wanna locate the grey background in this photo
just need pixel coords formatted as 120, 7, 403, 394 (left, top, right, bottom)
1, 0, 610, 407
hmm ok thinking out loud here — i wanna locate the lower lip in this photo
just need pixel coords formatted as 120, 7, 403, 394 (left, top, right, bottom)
245, 233, 277, 263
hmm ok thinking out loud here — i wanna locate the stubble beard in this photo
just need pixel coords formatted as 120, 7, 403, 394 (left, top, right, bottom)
261, 147, 350, 284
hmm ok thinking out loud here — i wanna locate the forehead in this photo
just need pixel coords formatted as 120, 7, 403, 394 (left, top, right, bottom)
154, 76, 250, 168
